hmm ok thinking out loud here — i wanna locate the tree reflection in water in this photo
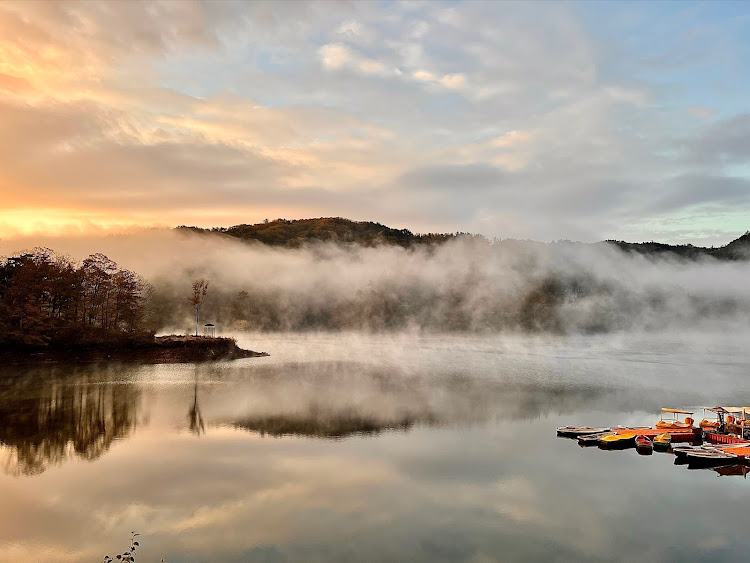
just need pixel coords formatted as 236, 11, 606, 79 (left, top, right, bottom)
0, 366, 141, 476
188, 378, 205, 436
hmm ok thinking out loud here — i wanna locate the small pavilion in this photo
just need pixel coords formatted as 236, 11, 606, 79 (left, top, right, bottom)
203, 323, 216, 338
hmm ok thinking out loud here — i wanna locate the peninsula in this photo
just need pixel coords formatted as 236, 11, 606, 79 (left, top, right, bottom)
0, 249, 267, 365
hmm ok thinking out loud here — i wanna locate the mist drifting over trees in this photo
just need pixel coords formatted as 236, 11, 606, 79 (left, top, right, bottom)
2, 219, 750, 338
146, 234, 750, 334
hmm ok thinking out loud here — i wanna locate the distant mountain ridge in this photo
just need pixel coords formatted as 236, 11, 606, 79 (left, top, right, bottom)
604, 232, 750, 260
177, 217, 750, 260
177, 217, 479, 248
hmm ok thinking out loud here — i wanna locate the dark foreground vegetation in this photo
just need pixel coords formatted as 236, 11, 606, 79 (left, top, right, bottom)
0, 249, 264, 363
0, 248, 148, 349
0, 335, 267, 365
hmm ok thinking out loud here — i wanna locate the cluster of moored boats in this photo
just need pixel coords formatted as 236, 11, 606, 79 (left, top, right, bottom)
558, 407, 750, 469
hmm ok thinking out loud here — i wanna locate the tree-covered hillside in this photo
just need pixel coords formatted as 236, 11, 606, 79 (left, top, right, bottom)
177, 217, 481, 248
178, 218, 750, 260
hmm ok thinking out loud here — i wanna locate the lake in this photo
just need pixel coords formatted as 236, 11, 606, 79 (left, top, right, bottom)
1, 331, 749, 562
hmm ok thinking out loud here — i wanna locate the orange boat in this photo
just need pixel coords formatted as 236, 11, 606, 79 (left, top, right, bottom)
721, 407, 750, 439
611, 409, 699, 442
612, 427, 695, 439
699, 407, 726, 433
655, 408, 695, 430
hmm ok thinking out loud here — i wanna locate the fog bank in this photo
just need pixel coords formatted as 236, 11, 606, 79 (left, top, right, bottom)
2, 229, 749, 334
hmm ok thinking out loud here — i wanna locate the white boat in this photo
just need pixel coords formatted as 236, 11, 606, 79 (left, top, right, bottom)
685, 450, 738, 467
556, 426, 610, 438
673, 445, 715, 460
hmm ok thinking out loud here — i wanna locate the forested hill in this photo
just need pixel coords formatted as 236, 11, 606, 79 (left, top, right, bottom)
604, 231, 750, 260
177, 218, 750, 260
177, 217, 481, 248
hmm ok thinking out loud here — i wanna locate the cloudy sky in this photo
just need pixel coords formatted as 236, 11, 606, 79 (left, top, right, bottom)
1, 1, 749, 244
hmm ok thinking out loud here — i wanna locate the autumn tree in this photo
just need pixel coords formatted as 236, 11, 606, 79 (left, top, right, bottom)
189, 279, 209, 337
0, 249, 146, 348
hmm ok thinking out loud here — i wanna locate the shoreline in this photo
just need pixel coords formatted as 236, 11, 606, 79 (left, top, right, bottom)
0, 335, 269, 366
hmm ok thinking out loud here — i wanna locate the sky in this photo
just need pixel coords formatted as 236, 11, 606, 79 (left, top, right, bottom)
0, 0, 749, 245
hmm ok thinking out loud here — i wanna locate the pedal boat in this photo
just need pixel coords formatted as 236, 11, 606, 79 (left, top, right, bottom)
635, 435, 653, 454
611, 409, 699, 441
721, 407, 750, 438
652, 432, 672, 451
655, 408, 696, 433
557, 426, 610, 438
699, 407, 726, 434
599, 433, 636, 448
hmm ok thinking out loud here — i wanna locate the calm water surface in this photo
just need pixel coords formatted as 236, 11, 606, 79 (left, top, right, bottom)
1, 332, 749, 562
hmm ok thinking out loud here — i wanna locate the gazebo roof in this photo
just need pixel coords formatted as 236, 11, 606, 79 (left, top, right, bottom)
204, 323, 215, 326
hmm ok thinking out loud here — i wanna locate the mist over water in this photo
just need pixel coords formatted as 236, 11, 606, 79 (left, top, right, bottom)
3, 229, 750, 335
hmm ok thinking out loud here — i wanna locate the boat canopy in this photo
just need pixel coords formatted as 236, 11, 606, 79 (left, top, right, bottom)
661, 408, 693, 414
706, 407, 729, 414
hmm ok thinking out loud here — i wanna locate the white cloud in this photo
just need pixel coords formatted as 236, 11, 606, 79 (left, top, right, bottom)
687, 106, 716, 118
336, 20, 361, 37
319, 43, 352, 69
412, 70, 435, 82
440, 73, 466, 89
357, 58, 387, 75
409, 21, 430, 39
603, 86, 649, 107
491, 130, 537, 148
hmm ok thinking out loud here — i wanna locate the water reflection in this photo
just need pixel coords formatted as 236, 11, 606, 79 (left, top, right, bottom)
712, 464, 749, 478
210, 361, 626, 439
1, 333, 750, 561
188, 380, 206, 436
233, 410, 433, 438
0, 366, 141, 476
0, 354, 735, 479
0, 357, 702, 478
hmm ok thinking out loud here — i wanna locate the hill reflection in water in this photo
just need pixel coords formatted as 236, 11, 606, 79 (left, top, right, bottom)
204, 360, 625, 439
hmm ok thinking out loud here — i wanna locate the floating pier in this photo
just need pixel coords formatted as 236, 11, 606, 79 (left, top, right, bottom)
557, 407, 750, 473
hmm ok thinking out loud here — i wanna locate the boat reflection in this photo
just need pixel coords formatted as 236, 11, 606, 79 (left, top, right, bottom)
687, 464, 750, 478
713, 464, 750, 478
